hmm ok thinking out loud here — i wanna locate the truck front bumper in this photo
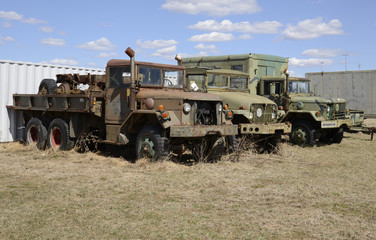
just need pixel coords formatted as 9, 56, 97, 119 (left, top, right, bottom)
239, 122, 292, 135
169, 124, 238, 137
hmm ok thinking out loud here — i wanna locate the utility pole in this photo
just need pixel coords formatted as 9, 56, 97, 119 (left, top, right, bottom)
343, 54, 348, 71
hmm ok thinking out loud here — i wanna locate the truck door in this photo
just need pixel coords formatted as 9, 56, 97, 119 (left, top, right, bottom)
105, 66, 132, 124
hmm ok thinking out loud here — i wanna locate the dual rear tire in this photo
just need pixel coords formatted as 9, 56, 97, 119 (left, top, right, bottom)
25, 117, 74, 151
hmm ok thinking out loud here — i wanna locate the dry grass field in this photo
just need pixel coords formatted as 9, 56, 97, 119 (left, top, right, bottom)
1, 119, 376, 239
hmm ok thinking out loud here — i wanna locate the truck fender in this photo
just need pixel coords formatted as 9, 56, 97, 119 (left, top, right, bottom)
280, 110, 319, 123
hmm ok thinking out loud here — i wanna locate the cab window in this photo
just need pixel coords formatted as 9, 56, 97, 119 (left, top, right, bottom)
138, 66, 162, 86
108, 67, 131, 88
208, 74, 228, 88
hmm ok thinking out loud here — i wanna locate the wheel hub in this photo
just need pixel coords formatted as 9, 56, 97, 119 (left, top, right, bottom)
141, 138, 155, 158
293, 128, 307, 145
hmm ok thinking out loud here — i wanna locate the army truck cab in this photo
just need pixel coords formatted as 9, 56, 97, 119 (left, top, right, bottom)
182, 66, 291, 151
259, 75, 357, 146
11, 48, 237, 161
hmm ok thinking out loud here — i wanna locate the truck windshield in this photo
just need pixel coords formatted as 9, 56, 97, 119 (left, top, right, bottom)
163, 70, 184, 88
229, 76, 248, 90
208, 74, 227, 88
288, 80, 310, 94
138, 67, 162, 86
187, 75, 206, 92
138, 66, 184, 88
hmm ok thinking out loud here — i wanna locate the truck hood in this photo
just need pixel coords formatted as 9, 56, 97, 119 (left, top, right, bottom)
137, 88, 223, 102
291, 95, 346, 104
209, 91, 277, 109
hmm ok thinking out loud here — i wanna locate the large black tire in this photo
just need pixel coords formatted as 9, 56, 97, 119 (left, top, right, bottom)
332, 127, 344, 144
226, 135, 240, 153
291, 121, 316, 147
136, 126, 169, 161
47, 118, 74, 150
38, 79, 57, 94
25, 118, 47, 150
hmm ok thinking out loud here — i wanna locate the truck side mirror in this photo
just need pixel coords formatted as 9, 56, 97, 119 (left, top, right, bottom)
270, 83, 276, 96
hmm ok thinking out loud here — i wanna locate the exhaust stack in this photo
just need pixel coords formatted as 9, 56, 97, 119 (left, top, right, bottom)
125, 47, 136, 111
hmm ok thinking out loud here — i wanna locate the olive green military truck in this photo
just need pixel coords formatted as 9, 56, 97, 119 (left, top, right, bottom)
9, 48, 237, 161
259, 74, 360, 146
181, 65, 291, 151
181, 53, 363, 146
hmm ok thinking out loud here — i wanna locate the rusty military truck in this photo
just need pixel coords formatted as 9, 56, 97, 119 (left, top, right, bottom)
10, 48, 237, 161
179, 57, 291, 151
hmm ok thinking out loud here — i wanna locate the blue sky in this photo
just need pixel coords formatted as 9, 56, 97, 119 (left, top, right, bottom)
1, 0, 375, 76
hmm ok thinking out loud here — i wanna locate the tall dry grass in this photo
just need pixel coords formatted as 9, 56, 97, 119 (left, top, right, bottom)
0, 129, 375, 239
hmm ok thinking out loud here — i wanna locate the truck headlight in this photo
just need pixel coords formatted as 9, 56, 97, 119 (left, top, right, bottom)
218, 104, 223, 112
272, 112, 276, 119
183, 103, 191, 113
249, 112, 253, 119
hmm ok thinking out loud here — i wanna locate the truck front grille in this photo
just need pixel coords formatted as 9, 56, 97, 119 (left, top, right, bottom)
251, 104, 274, 123
334, 103, 346, 119
194, 101, 218, 125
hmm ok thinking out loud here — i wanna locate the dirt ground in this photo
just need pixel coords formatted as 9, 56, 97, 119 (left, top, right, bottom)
0, 119, 375, 239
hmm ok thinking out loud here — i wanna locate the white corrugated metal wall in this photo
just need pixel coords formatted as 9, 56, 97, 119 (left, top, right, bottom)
0, 60, 105, 142
306, 70, 376, 117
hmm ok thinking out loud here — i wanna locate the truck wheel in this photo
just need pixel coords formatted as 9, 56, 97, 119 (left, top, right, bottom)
38, 79, 57, 94
226, 135, 239, 153
332, 127, 344, 143
291, 121, 316, 147
136, 126, 169, 160
47, 118, 74, 150
25, 118, 47, 150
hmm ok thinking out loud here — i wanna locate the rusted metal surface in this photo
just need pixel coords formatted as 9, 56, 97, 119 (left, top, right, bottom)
137, 88, 223, 102
107, 59, 186, 71
12, 94, 91, 112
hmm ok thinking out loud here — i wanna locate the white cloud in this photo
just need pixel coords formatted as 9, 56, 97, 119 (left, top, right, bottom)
50, 59, 78, 66
2, 22, 12, 28
0, 10, 23, 20
22, 18, 47, 24
0, 10, 46, 24
151, 46, 177, 59
136, 39, 178, 49
282, 17, 344, 40
41, 38, 66, 47
162, 0, 261, 17
189, 19, 282, 34
76, 37, 116, 51
40, 26, 54, 33
0, 35, 14, 44
302, 48, 342, 58
96, 52, 117, 58
289, 57, 333, 68
194, 43, 220, 54
189, 32, 234, 42
238, 34, 253, 40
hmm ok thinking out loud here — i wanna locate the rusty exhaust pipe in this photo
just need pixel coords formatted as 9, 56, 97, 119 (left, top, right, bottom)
125, 47, 136, 111
175, 54, 182, 66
